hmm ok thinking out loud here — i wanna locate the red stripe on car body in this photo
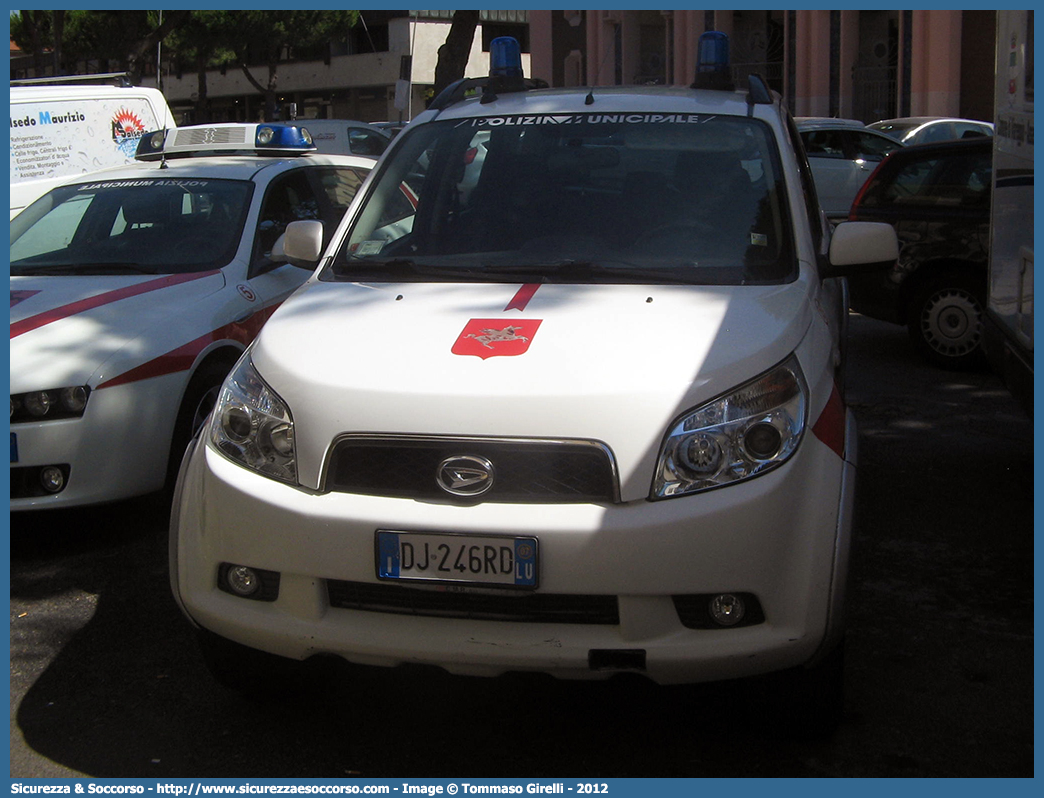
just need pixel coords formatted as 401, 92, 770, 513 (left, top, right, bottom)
811, 382, 846, 459
10, 271, 220, 339
96, 304, 279, 390
504, 283, 541, 312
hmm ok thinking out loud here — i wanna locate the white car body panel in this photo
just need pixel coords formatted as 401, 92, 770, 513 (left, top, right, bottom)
257, 276, 816, 500
169, 82, 884, 689
173, 394, 854, 684
10, 270, 287, 508
10, 143, 374, 510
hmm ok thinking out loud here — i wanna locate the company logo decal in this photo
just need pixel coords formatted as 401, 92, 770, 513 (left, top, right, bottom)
457, 113, 715, 130
112, 108, 148, 156
10, 290, 40, 308
436, 455, 495, 497
237, 284, 257, 302
452, 319, 542, 359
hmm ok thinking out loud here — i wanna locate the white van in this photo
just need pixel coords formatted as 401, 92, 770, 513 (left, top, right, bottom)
10, 76, 176, 218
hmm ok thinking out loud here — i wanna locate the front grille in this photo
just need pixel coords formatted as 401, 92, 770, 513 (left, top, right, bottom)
324, 436, 617, 504
327, 580, 620, 625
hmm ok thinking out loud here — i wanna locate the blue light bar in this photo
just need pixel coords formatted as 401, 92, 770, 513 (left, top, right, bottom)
489, 36, 524, 79
256, 124, 314, 150
136, 128, 168, 158
693, 31, 734, 91
135, 123, 316, 161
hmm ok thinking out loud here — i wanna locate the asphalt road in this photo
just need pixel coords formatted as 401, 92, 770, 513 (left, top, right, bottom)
9, 314, 1034, 778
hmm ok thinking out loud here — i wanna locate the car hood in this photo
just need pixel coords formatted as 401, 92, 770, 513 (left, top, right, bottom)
252, 279, 816, 498
10, 271, 225, 391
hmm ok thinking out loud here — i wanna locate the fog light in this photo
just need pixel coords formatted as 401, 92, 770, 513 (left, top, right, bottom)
225, 565, 260, 597
709, 593, 746, 627
39, 466, 65, 494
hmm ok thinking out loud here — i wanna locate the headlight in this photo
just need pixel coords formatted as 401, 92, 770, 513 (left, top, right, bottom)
10, 386, 91, 423
209, 357, 297, 484
651, 356, 807, 499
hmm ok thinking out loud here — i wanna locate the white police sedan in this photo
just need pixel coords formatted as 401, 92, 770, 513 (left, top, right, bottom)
10, 123, 374, 510
171, 38, 898, 735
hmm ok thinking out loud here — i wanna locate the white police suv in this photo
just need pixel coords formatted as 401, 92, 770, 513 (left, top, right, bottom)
11, 123, 374, 509
170, 37, 897, 733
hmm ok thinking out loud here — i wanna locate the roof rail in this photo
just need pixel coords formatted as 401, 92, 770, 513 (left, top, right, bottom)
11, 72, 133, 88
428, 76, 549, 112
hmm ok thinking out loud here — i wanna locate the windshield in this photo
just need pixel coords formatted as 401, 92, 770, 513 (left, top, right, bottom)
327, 113, 795, 286
11, 178, 253, 276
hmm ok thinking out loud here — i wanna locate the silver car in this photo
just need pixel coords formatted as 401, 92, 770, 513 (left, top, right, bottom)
868, 116, 994, 147
796, 117, 904, 218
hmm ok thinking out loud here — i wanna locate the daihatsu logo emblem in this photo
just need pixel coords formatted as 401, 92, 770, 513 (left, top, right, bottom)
436, 455, 495, 497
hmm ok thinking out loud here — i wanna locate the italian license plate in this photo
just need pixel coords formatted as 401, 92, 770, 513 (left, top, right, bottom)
10, 433, 18, 464
376, 530, 538, 589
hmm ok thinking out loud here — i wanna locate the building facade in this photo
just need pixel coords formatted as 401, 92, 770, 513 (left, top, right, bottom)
10, 10, 996, 127
529, 9, 995, 124
159, 10, 531, 125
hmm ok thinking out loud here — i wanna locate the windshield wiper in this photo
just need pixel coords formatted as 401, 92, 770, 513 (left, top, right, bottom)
477, 259, 716, 284
333, 256, 730, 285
336, 257, 420, 278
336, 257, 487, 280
11, 262, 160, 276
475, 259, 596, 280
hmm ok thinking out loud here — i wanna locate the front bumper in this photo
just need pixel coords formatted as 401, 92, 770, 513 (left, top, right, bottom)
171, 413, 856, 686
10, 374, 182, 510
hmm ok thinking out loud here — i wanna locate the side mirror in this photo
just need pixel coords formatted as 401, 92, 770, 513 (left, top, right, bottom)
825, 221, 899, 277
282, 220, 325, 269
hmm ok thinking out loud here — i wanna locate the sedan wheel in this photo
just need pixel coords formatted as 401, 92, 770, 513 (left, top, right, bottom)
166, 359, 234, 485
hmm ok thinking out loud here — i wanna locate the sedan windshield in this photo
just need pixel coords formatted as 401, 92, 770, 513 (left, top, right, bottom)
11, 178, 253, 276
329, 113, 795, 286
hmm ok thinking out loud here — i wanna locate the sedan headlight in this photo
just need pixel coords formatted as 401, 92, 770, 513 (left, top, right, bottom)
209, 357, 296, 484
11, 386, 90, 423
652, 356, 807, 499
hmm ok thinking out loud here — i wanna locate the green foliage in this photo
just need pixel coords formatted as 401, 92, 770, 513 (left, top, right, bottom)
219, 11, 360, 65
11, 9, 360, 77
